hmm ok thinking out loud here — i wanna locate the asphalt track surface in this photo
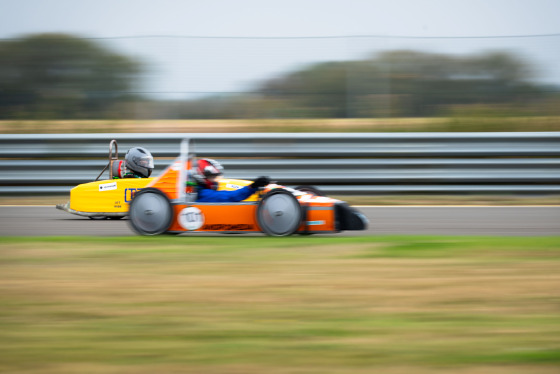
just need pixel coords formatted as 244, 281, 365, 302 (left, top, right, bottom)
1, 205, 559, 237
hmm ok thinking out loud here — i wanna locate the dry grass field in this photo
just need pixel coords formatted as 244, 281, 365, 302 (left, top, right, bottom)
2, 117, 560, 133
1, 235, 559, 373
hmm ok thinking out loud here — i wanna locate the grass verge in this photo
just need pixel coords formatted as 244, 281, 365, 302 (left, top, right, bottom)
2, 117, 560, 134
1, 235, 559, 374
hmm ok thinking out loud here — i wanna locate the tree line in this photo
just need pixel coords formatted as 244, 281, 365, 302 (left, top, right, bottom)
0, 34, 140, 119
0, 33, 557, 120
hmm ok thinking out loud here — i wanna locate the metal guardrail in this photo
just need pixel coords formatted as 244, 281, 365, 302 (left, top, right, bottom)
1, 132, 560, 195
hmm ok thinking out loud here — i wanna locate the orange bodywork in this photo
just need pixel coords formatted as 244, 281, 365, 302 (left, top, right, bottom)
168, 203, 260, 233
146, 159, 190, 200
164, 196, 338, 234
144, 155, 339, 234
299, 199, 337, 232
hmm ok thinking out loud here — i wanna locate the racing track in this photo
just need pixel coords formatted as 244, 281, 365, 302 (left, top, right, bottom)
1, 206, 559, 236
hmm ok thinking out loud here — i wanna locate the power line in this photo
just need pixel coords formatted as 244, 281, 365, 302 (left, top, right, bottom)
2, 32, 560, 41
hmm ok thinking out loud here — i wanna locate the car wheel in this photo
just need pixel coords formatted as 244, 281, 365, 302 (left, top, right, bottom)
295, 185, 325, 196
128, 188, 173, 235
257, 189, 302, 236
89, 215, 107, 220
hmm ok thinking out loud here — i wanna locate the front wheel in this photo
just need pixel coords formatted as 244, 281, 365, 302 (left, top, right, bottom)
128, 188, 173, 235
256, 189, 302, 236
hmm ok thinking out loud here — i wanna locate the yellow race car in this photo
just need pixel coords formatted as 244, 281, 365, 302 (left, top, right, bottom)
56, 140, 153, 219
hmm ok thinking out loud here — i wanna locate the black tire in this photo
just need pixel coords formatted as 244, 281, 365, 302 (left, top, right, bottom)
257, 189, 302, 237
295, 185, 325, 196
89, 215, 108, 220
108, 216, 124, 220
128, 188, 173, 235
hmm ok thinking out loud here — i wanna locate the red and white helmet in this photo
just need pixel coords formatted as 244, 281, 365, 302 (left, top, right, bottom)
192, 158, 224, 189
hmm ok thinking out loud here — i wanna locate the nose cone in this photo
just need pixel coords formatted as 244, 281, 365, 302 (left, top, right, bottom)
335, 203, 369, 231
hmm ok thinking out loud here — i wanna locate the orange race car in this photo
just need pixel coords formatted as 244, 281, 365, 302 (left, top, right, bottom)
128, 139, 368, 236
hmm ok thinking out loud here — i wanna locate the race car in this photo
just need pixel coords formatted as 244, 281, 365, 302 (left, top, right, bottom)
56, 140, 154, 219
128, 139, 368, 236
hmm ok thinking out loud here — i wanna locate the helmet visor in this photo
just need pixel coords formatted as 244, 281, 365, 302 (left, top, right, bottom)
136, 156, 154, 169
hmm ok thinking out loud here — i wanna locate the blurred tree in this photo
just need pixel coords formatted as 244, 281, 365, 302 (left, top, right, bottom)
256, 50, 545, 118
0, 33, 141, 119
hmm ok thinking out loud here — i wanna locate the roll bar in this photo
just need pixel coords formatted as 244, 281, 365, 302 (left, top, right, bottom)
95, 139, 119, 181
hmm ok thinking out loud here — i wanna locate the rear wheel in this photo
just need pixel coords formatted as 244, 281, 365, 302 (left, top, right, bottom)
257, 189, 302, 236
128, 188, 173, 235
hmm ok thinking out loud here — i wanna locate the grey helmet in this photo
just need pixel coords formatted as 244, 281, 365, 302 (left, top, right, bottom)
125, 147, 154, 177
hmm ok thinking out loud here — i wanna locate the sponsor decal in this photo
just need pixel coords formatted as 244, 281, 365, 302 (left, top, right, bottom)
178, 207, 204, 230
124, 188, 142, 203
99, 182, 117, 192
225, 183, 242, 190
312, 197, 333, 203
202, 224, 254, 231
307, 220, 326, 226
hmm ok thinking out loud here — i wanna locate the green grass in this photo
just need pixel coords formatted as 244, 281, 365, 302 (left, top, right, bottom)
1, 235, 559, 374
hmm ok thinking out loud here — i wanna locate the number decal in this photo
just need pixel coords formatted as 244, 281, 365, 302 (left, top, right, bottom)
178, 207, 204, 231
124, 188, 142, 203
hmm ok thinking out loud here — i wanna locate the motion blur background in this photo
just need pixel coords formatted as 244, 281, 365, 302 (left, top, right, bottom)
1, 0, 560, 197
0, 0, 559, 131
1, 3, 559, 374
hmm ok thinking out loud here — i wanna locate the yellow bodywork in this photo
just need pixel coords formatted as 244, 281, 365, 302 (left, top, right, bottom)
69, 178, 154, 214
60, 177, 257, 217
215, 178, 259, 201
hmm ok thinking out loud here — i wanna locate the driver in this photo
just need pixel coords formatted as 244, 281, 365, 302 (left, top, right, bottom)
112, 147, 154, 178
192, 158, 270, 202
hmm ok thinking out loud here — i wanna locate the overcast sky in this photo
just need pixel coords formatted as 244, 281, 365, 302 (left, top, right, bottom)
1, 0, 559, 38
1, 0, 559, 97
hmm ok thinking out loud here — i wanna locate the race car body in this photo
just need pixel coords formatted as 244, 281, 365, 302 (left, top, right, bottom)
128, 139, 368, 236
161, 182, 350, 235
56, 177, 153, 219
56, 139, 153, 219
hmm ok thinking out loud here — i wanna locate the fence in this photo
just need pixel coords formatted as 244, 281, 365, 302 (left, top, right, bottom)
1, 132, 559, 195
